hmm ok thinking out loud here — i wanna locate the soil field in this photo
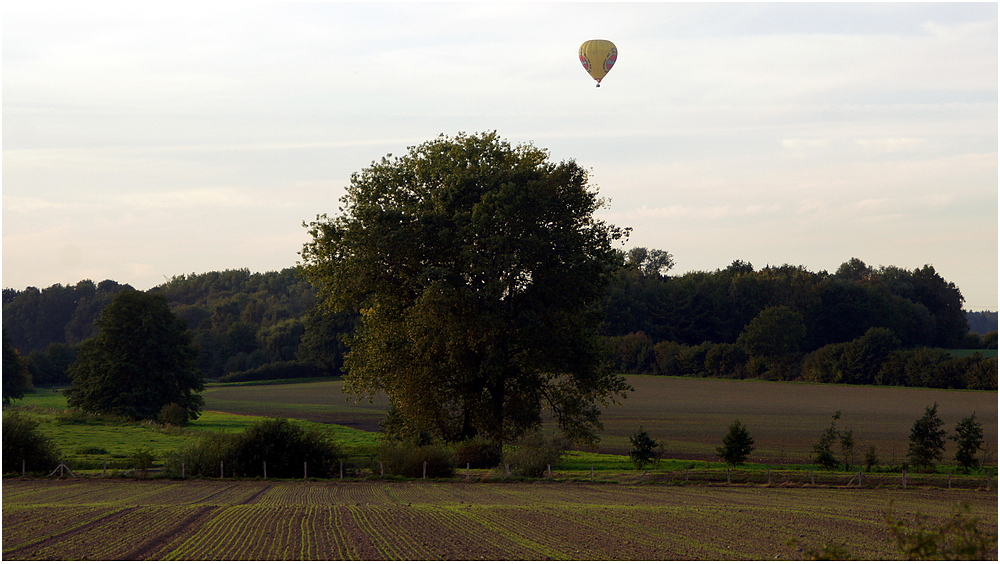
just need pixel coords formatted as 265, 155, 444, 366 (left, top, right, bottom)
2, 479, 995, 560
203, 376, 997, 463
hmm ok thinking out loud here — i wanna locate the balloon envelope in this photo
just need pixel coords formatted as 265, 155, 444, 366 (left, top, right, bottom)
579, 40, 617, 86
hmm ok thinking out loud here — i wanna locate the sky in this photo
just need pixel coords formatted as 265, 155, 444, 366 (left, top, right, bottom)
3, 2, 997, 311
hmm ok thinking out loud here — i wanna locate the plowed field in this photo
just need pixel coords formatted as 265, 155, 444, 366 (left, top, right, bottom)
3, 479, 995, 560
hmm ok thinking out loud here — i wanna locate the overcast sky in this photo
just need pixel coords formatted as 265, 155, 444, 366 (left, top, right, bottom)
3, 2, 997, 310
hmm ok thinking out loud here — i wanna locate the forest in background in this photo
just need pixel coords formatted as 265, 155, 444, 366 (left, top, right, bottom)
3, 255, 996, 391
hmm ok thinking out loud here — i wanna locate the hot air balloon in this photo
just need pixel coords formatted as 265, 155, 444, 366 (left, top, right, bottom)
579, 39, 617, 87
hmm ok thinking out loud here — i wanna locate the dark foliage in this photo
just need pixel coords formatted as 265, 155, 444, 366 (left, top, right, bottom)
907, 403, 947, 471
503, 433, 568, 477
65, 289, 204, 421
951, 412, 984, 472
628, 426, 660, 470
2, 412, 61, 474
216, 360, 331, 383
376, 441, 454, 478
165, 418, 342, 479
717, 419, 755, 468
3, 331, 32, 405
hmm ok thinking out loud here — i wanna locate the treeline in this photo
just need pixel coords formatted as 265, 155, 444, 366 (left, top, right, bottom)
4, 256, 997, 390
2, 268, 351, 387
601, 256, 996, 390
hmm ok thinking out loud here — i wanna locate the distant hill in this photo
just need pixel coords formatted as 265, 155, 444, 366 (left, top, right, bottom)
966, 310, 998, 335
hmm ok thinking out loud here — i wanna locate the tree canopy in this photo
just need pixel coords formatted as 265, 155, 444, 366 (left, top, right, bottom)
301, 132, 631, 446
65, 288, 205, 421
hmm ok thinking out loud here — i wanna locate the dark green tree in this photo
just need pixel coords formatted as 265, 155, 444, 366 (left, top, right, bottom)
301, 132, 631, 449
951, 412, 984, 472
628, 426, 660, 469
716, 419, 755, 468
2, 331, 32, 405
907, 402, 947, 471
65, 288, 204, 421
812, 411, 842, 469
737, 305, 806, 358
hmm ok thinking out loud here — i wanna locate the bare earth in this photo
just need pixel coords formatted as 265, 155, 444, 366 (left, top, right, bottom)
2, 479, 996, 560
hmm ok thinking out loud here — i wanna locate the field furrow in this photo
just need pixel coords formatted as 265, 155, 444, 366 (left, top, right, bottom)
4, 480, 996, 560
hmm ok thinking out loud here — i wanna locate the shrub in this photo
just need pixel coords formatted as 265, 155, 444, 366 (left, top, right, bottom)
628, 426, 660, 470
951, 412, 984, 472
801, 343, 847, 383
703, 343, 749, 378
129, 448, 155, 479
76, 446, 110, 455
217, 360, 328, 383
863, 445, 879, 472
907, 403, 946, 472
376, 441, 454, 478
886, 503, 997, 560
504, 433, 567, 477
2, 412, 61, 474
812, 412, 841, 469
716, 419, 755, 468
452, 438, 502, 469
165, 432, 238, 478
228, 418, 342, 478
165, 418, 343, 479
158, 403, 189, 426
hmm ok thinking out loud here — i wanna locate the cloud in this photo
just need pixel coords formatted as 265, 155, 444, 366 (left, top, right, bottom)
854, 138, 927, 153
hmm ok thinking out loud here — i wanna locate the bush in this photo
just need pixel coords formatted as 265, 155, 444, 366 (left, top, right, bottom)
703, 343, 749, 378
2, 412, 61, 474
165, 432, 237, 478
228, 418, 342, 478
165, 418, 342, 479
217, 360, 329, 383
452, 438, 502, 469
801, 343, 847, 383
129, 448, 155, 479
158, 403, 189, 426
503, 433, 567, 478
628, 426, 660, 470
376, 441, 454, 478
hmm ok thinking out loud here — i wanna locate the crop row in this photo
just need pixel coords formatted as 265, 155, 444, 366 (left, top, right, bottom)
2, 505, 204, 561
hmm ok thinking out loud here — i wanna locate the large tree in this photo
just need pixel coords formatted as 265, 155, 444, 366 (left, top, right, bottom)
65, 288, 204, 421
301, 132, 630, 447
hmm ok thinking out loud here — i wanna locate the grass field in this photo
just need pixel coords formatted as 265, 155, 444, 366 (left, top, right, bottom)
2, 479, 996, 560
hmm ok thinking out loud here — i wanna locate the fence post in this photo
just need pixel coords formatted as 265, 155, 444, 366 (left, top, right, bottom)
547, 464, 552, 479
304, 461, 308, 480
505, 463, 510, 478
182, 461, 185, 479
340, 461, 344, 480
902, 469, 906, 489
380, 461, 384, 478
103, 459, 108, 477
220, 460, 224, 479
423, 461, 427, 480
810, 469, 814, 485
264, 460, 267, 480
590, 465, 594, 482
22, 460, 26, 477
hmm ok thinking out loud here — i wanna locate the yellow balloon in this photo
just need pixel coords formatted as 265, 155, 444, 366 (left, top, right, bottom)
579, 39, 617, 87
